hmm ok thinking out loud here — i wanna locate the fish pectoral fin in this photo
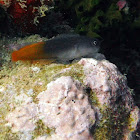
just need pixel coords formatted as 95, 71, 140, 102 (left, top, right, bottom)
30, 59, 56, 65
16, 59, 56, 65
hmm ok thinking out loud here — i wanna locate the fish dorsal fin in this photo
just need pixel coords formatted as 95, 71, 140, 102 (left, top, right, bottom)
51, 34, 80, 40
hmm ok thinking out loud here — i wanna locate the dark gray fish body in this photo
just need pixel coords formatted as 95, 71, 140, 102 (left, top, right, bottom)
44, 34, 100, 62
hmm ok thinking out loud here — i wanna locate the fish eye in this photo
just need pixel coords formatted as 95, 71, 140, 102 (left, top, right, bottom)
92, 40, 97, 46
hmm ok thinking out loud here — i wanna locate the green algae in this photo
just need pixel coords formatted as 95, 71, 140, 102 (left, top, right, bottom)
53, 63, 85, 84
94, 105, 130, 140
127, 107, 139, 134
86, 87, 134, 140
32, 120, 55, 139
106, 3, 122, 24
88, 90, 100, 107
0, 127, 20, 140
44, 63, 68, 83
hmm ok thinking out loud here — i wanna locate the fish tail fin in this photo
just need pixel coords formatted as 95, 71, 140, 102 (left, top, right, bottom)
12, 51, 19, 62
11, 42, 46, 62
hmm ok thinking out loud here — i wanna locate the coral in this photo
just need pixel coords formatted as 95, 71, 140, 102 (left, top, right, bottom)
6, 101, 38, 133
78, 58, 139, 139
117, 0, 127, 11
0, 56, 140, 139
0, 0, 54, 34
37, 76, 95, 140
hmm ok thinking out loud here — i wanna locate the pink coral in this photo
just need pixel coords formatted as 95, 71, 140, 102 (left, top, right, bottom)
117, 0, 127, 10
79, 58, 134, 108
37, 76, 95, 140
5, 102, 38, 132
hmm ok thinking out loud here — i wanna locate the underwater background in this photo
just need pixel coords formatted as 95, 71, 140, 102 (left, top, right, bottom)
0, 0, 139, 105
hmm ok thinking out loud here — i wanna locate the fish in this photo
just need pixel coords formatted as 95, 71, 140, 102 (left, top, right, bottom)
11, 34, 100, 64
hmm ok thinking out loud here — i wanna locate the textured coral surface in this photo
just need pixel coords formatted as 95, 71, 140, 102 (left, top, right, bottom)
0, 58, 139, 140
37, 76, 95, 140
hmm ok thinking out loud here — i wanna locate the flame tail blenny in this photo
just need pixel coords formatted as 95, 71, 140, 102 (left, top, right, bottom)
11, 34, 100, 64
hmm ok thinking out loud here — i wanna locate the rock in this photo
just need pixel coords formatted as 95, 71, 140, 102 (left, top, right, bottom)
0, 58, 139, 140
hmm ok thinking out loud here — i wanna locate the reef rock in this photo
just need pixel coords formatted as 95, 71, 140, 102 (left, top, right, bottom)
37, 76, 95, 140
0, 58, 140, 140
